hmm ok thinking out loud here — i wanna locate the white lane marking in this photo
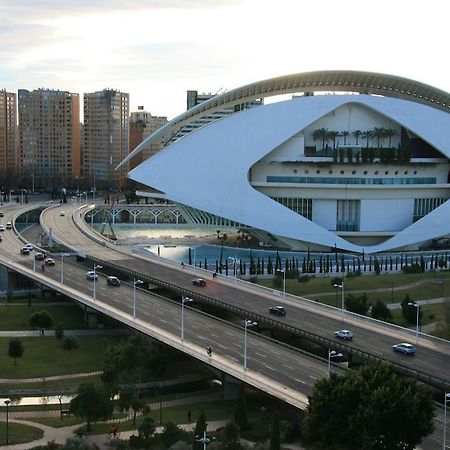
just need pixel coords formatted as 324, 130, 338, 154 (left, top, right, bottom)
294, 378, 306, 384
264, 365, 276, 371
159, 318, 168, 324
310, 375, 317, 380
255, 352, 267, 358
283, 364, 294, 370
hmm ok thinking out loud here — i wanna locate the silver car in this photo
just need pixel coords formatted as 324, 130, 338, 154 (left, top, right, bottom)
334, 329, 353, 340
392, 343, 416, 354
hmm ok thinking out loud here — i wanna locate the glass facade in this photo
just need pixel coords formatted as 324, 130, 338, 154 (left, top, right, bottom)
267, 176, 436, 185
413, 198, 447, 222
271, 197, 312, 219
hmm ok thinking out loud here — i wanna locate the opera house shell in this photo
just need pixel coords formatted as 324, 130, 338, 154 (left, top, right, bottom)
124, 70, 450, 254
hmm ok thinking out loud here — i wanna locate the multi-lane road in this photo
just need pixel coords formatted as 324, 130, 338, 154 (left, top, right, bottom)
39, 201, 450, 390
1, 199, 450, 448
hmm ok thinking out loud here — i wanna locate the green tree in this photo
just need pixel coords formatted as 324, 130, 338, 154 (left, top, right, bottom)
62, 336, 79, 363
221, 421, 241, 450
269, 412, 281, 450
302, 362, 434, 450
102, 334, 165, 388
193, 410, 207, 450
346, 293, 369, 315
29, 310, 53, 335
69, 382, 113, 431
233, 385, 249, 432
401, 294, 422, 325
55, 323, 65, 345
160, 421, 188, 448
8, 338, 24, 365
138, 414, 156, 441
371, 300, 393, 322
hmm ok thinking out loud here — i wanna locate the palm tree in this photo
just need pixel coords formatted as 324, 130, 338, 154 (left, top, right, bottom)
362, 130, 372, 148
313, 128, 329, 150
385, 128, 398, 148
352, 130, 362, 146
372, 127, 386, 149
340, 131, 350, 145
327, 130, 340, 149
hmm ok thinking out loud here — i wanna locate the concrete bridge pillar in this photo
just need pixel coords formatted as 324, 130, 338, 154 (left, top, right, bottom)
221, 373, 243, 401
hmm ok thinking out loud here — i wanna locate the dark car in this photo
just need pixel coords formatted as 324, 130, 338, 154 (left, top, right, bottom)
106, 276, 121, 287
20, 247, 30, 255
269, 305, 286, 316
192, 278, 207, 287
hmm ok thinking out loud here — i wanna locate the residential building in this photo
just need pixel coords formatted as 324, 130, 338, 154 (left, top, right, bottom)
0, 90, 17, 187
129, 109, 167, 169
83, 89, 129, 189
18, 88, 80, 190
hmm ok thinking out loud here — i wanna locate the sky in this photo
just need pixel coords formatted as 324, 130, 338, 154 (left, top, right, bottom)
1, 0, 449, 120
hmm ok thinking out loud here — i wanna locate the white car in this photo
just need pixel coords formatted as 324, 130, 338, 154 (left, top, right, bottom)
60, 211, 65, 217
25, 244, 34, 251
86, 271, 98, 281
0, 225, 4, 232
334, 329, 353, 340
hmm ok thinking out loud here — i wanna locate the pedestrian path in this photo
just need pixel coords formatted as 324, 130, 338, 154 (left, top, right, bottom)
0, 370, 102, 384
0, 328, 130, 338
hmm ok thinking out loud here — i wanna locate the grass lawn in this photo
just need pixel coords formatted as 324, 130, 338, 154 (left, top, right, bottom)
0, 304, 87, 330
85, 400, 235, 435
29, 415, 84, 427
0, 421, 44, 445
0, 335, 123, 379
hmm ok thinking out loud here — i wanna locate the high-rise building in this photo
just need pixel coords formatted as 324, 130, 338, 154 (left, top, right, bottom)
129, 110, 167, 169
18, 88, 80, 189
83, 89, 129, 189
0, 90, 17, 187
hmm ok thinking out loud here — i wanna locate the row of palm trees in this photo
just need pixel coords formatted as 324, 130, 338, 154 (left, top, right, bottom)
313, 127, 399, 150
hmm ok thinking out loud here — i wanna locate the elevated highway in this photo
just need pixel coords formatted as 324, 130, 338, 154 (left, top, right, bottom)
38, 202, 450, 392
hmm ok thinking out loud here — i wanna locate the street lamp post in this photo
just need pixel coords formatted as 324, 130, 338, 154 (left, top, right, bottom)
277, 269, 286, 299
444, 392, 450, 450
229, 256, 240, 286
93, 264, 103, 301
196, 429, 211, 450
408, 302, 420, 345
60, 253, 69, 284
333, 282, 345, 320
133, 279, 143, 320
244, 319, 258, 369
328, 350, 343, 377
181, 296, 193, 341
4, 399, 11, 444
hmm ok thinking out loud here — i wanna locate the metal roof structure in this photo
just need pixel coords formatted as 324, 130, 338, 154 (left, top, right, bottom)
118, 70, 449, 169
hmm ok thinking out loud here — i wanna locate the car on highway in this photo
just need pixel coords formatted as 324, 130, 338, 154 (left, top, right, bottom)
6, 222, 12, 229
106, 276, 121, 286
35, 252, 45, 261
392, 342, 416, 354
44, 258, 56, 266
269, 305, 286, 316
25, 244, 34, 251
0, 212, 3, 217
60, 210, 65, 217
334, 329, 353, 340
192, 278, 207, 287
20, 247, 30, 255
86, 271, 98, 281
0, 225, 4, 232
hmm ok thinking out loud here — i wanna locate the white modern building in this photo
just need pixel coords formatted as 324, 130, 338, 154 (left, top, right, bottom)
122, 71, 450, 254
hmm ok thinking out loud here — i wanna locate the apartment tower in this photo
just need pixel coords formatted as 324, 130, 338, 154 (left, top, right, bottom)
0, 90, 17, 187
83, 89, 129, 189
129, 108, 167, 169
18, 88, 80, 189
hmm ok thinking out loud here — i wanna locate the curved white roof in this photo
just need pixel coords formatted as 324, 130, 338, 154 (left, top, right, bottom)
129, 93, 450, 253
119, 70, 449, 169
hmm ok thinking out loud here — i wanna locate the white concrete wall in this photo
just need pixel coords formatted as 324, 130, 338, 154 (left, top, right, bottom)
360, 199, 413, 231
312, 200, 337, 230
